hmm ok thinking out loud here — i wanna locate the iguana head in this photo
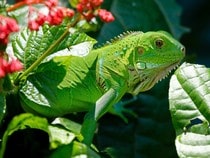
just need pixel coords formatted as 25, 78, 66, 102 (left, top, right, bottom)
127, 31, 185, 95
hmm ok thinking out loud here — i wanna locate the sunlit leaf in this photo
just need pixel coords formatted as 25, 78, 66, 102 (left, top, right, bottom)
49, 141, 100, 158
11, 24, 96, 69
169, 62, 210, 157
19, 34, 98, 117
176, 132, 210, 158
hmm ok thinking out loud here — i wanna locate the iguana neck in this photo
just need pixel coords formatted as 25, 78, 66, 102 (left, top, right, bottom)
94, 43, 138, 93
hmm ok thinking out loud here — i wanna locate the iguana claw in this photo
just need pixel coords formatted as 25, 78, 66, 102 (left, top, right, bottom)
110, 96, 138, 123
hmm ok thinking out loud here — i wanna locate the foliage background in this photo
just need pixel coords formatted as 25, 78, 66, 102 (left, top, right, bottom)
4, 0, 210, 157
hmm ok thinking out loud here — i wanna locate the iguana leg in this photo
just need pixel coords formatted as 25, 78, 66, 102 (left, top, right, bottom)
109, 96, 138, 123
80, 88, 117, 145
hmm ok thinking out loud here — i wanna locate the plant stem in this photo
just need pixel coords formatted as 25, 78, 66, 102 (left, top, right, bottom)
14, 16, 80, 85
80, 110, 97, 146
15, 27, 69, 84
6, 0, 45, 12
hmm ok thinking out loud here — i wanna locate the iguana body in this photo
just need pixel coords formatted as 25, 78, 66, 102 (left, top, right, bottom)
20, 31, 185, 120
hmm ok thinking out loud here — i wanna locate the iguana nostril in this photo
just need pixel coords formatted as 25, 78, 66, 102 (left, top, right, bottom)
181, 46, 185, 54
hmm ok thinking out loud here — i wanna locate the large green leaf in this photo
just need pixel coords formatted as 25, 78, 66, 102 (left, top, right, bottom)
175, 132, 210, 158
169, 62, 210, 157
12, 25, 67, 69
19, 34, 98, 117
97, 0, 188, 43
11, 24, 96, 69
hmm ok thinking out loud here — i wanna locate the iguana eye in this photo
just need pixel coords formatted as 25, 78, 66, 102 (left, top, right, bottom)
155, 39, 164, 48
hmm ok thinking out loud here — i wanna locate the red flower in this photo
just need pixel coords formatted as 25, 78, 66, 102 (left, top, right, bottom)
7, 58, 23, 73
28, 20, 40, 31
77, 0, 103, 9
0, 16, 19, 45
98, 9, 115, 22
91, 0, 103, 7
48, 7, 64, 25
76, 3, 84, 13
76, 0, 114, 22
76, 0, 97, 21
44, 0, 58, 8
0, 57, 23, 78
28, 2, 75, 30
35, 13, 48, 26
64, 8, 75, 18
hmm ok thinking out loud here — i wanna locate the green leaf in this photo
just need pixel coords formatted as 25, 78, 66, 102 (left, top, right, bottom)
11, 24, 96, 70
169, 62, 210, 157
54, 29, 97, 53
169, 62, 210, 134
19, 34, 98, 117
176, 132, 210, 158
49, 141, 100, 158
49, 125, 75, 149
0, 113, 49, 157
69, 0, 80, 8
97, 0, 188, 43
19, 57, 86, 116
11, 25, 68, 69
51, 117, 82, 135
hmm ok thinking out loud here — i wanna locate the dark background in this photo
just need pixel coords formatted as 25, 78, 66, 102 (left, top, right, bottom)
177, 0, 210, 67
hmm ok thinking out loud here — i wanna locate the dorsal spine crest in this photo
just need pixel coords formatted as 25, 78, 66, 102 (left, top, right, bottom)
94, 31, 143, 49
109, 31, 143, 44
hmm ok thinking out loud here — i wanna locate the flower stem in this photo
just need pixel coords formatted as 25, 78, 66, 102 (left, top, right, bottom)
6, 0, 45, 12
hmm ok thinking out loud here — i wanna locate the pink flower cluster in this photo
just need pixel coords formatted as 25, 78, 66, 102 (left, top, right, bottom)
98, 9, 115, 22
28, 0, 75, 30
0, 16, 19, 45
0, 56, 23, 78
76, 0, 115, 22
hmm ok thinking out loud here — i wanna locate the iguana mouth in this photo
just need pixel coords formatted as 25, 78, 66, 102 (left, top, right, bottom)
155, 61, 180, 83
131, 61, 180, 95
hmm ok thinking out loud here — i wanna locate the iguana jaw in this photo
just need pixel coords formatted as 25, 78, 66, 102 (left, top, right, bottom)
131, 61, 180, 95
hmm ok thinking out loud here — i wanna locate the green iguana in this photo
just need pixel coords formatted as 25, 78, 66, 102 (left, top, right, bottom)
19, 31, 185, 144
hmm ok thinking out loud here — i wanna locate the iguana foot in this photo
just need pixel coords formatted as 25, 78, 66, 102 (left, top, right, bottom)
109, 96, 138, 123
